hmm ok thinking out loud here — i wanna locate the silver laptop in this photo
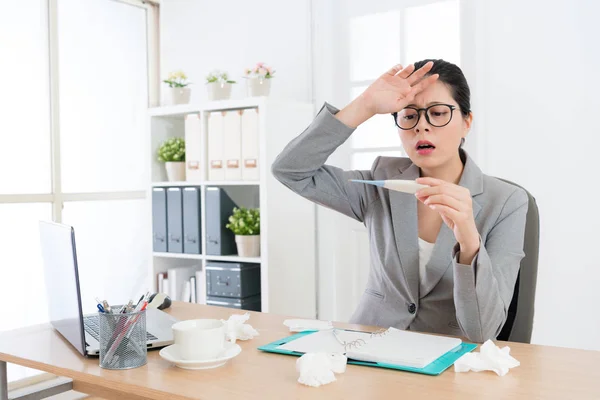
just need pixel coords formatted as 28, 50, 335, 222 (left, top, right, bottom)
39, 221, 177, 356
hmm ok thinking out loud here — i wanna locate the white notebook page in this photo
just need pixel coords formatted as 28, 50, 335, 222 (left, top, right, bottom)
277, 328, 462, 369
277, 329, 370, 354
347, 328, 462, 368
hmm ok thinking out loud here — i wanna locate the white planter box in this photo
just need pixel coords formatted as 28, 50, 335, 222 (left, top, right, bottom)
246, 77, 271, 97
165, 161, 186, 181
206, 82, 233, 101
235, 235, 260, 257
166, 87, 191, 105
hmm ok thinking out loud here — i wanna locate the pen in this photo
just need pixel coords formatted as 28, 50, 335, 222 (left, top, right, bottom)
122, 300, 149, 359
123, 300, 133, 313
134, 293, 150, 312
135, 292, 148, 308
96, 297, 112, 313
102, 300, 112, 314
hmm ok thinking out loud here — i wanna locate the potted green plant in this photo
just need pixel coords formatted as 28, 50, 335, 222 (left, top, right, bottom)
206, 70, 236, 101
158, 137, 186, 182
226, 207, 260, 257
163, 70, 192, 105
243, 62, 275, 97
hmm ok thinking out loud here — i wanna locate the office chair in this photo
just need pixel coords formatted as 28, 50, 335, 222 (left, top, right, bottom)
496, 179, 540, 343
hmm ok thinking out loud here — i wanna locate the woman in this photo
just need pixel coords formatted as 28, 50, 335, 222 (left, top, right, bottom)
271, 59, 528, 343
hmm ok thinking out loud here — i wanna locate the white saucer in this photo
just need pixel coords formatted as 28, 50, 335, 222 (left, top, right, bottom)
159, 342, 242, 370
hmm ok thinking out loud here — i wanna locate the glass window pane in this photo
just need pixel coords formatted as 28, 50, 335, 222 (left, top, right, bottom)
350, 86, 400, 149
350, 11, 401, 81
62, 200, 150, 315
405, 1, 460, 65
58, 0, 148, 193
351, 150, 404, 170
0, 203, 52, 331
0, 0, 51, 194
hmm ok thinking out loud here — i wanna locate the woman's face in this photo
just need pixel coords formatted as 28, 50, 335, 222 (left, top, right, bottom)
397, 81, 472, 170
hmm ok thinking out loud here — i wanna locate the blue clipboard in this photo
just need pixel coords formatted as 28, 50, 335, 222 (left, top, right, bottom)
258, 330, 478, 376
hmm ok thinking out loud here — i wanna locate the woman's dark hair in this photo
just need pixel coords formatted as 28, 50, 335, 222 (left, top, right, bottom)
413, 59, 471, 118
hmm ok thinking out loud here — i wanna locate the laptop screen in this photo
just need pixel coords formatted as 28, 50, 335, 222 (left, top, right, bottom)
39, 221, 87, 356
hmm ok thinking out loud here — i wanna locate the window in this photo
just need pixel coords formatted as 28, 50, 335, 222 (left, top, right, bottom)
347, 0, 460, 169
0, 0, 158, 383
58, 0, 149, 193
0, 0, 51, 194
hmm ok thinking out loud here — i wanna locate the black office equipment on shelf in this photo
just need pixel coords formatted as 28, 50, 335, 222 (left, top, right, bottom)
206, 262, 261, 298
206, 295, 261, 311
152, 188, 168, 252
205, 262, 261, 311
205, 187, 237, 255
183, 187, 202, 254
167, 187, 183, 253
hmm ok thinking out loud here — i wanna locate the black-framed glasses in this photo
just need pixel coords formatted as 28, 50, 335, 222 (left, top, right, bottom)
392, 104, 457, 130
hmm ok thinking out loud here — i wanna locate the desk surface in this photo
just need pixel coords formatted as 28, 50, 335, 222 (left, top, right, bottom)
1, 302, 599, 400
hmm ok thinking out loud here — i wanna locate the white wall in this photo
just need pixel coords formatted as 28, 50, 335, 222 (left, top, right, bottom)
160, 0, 312, 104
471, 0, 600, 350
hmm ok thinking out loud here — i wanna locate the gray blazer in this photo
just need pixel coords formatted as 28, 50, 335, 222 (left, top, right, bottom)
271, 103, 529, 343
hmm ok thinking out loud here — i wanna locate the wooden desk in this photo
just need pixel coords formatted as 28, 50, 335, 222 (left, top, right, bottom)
1, 302, 599, 400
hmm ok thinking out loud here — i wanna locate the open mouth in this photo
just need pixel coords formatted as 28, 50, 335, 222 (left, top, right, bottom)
415, 141, 436, 151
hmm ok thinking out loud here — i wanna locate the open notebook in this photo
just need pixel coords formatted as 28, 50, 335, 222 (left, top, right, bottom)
276, 327, 462, 369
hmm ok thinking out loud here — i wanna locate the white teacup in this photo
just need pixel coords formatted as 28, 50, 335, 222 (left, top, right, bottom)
172, 319, 225, 361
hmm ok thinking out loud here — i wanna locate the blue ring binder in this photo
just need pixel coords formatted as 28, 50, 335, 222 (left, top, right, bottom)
258, 330, 478, 376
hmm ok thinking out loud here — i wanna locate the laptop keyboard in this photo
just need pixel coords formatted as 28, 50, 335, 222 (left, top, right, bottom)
84, 315, 158, 342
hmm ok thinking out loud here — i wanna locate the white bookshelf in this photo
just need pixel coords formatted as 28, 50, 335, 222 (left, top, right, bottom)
153, 252, 261, 264
147, 97, 316, 317
152, 181, 260, 187
204, 255, 262, 263
153, 252, 204, 260
148, 97, 273, 117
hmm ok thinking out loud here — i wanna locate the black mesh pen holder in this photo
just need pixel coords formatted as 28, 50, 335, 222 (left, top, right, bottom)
98, 309, 147, 370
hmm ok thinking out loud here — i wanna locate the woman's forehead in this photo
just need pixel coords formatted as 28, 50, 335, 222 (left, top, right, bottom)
410, 81, 454, 106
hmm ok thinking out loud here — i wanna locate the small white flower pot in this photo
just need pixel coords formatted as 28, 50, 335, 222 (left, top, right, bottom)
165, 161, 186, 182
166, 87, 191, 105
235, 235, 260, 258
246, 77, 271, 97
206, 82, 233, 101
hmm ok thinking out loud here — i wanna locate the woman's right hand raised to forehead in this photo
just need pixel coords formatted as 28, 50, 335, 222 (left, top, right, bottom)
336, 62, 439, 128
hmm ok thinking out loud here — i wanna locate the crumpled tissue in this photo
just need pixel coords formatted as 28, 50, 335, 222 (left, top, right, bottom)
221, 313, 259, 343
454, 339, 520, 376
283, 319, 333, 332
296, 353, 347, 387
